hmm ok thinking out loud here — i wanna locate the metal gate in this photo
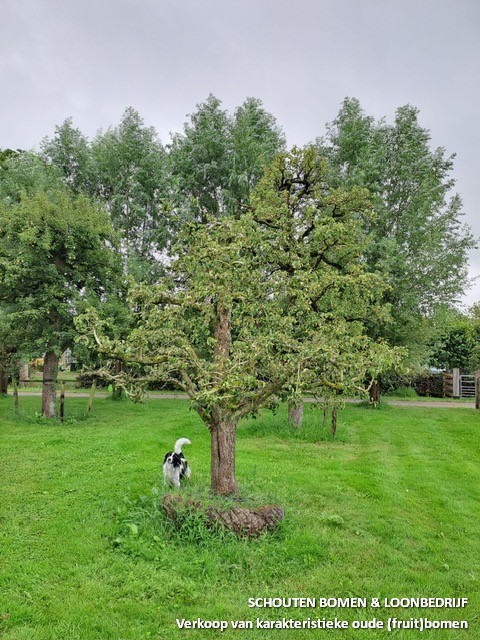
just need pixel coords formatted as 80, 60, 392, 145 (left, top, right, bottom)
460, 375, 476, 398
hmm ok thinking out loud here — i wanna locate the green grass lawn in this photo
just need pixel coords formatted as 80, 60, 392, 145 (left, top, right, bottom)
1, 396, 479, 639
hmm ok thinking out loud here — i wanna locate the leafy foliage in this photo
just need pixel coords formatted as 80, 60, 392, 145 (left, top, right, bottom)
429, 307, 480, 371
0, 185, 118, 359
81, 148, 399, 412
168, 94, 285, 225
91, 108, 168, 280
41, 118, 91, 193
78, 147, 401, 491
42, 109, 168, 282
320, 98, 476, 366
250, 147, 402, 401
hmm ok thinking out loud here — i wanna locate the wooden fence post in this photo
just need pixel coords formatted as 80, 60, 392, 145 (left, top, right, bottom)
452, 368, 460, 398
442, 371, 453, 398
60, 381, 65, 422
475, 371, 480, 410
13, 378, 19, 414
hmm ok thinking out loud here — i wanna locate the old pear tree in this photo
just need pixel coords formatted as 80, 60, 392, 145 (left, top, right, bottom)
79, 147, 399, 495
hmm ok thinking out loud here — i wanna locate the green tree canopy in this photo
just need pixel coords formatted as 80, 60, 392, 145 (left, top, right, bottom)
79, 147, 399, 494
42, 109, 168, 282
168, 94, 285, 225
429, 306, 480, 372
0, 185, 119, 416
90, 108, 167, 280
320, 98, 476, 368
0, 150, 62, 203
41, 118, 91, 193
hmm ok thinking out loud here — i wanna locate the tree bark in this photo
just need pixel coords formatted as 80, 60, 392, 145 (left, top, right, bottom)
0, 364, 7, 395
369, 377, 381, 404
288, 401, 303, 428
331, 404, 338, 437
209, 300, 238, 495
42, 351, 58, 418
112, 360, 124, 400
210, 411, 239, 496
60, 381, 65, 422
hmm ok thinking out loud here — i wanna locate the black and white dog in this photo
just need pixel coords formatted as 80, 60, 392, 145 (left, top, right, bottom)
163, 438, 191, 487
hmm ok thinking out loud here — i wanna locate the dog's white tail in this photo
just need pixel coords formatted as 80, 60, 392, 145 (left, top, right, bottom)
174, 438, 191, 454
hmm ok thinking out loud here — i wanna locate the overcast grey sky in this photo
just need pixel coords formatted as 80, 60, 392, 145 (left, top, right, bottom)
2, 0, 479, 305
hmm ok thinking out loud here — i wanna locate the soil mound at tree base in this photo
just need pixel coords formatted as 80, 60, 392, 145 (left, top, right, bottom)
162, 493, 285, 538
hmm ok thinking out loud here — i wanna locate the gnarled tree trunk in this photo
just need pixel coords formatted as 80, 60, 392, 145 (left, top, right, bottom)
288, 401, 303, 428
369, 377, 381, 404
42, 351, 58, 418
210, 410, 238, 496
209, 300, 239, 496
112, 360, 124, 399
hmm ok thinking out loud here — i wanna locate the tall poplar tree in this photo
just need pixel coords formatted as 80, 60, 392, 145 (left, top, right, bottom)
168, 94, 285, 225
41, 118, 91, 194
320, 98, 476, 369
90, 108, 167, 280
43, 109, 168, 282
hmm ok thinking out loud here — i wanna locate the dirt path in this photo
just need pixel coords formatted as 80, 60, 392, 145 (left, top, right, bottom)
13, 391, 476, 409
